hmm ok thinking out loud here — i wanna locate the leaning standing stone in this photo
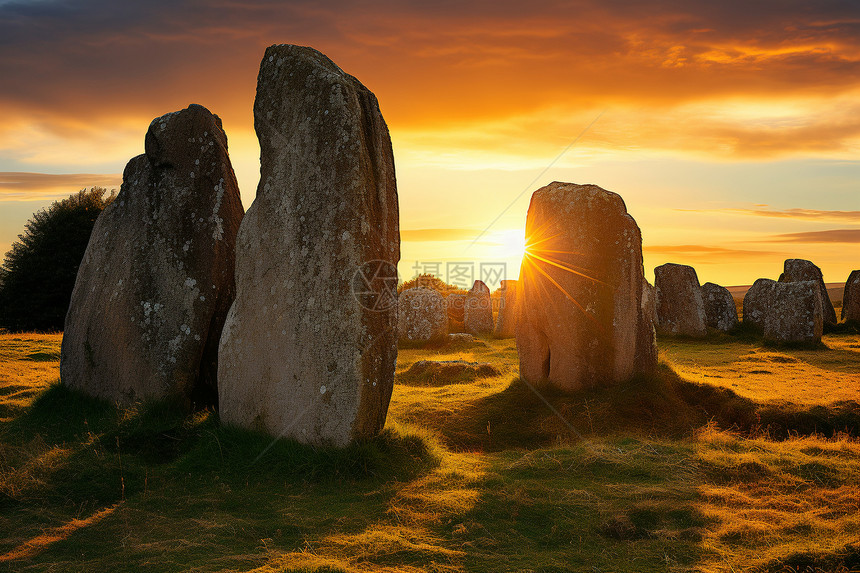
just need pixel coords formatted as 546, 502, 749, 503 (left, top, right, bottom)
398, 287, 447, 341
464, 280, 494, 334
764, 280, 823, 343
780, 259, 837, 326
516, 182, 656, 391
654, 263, 707, 337
218, 45, 400, 447
61, 104, 244, 406
493, 279, 519, 337
843, 270, 860, 323
701, 282, 739, 332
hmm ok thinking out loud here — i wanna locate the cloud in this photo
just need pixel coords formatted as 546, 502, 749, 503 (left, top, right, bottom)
401, 228, 482, 242
677, 206, 860, 221
3, 0, 860, 141
0, 172, 122, 201
644, 244, 785, 259
767, 229, 860, 243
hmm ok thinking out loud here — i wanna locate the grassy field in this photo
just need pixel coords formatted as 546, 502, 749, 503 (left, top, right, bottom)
0, 331, 858, 572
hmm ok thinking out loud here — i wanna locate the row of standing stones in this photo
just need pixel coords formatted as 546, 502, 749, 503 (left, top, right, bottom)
653, 258, 860, 344
59, 44, 860, 447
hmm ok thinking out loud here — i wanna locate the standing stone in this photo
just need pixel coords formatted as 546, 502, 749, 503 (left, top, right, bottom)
61, 104, 244, 406
218, 45, 399, 447
654, 263, 707, 337
780, 259, 837, 326
493, 279, 519, 337
464, 280, 494, 334
636, 279, 658, 373
702, 282, 739, 332
398, 287, 447, 341
764, 281, 823, 343
743, 278, 776, 328
516, 182, 656, 391
843, 270, 860, 323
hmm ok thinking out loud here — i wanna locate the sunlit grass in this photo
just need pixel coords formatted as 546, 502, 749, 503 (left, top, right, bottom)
0, 331, 858, 571
660, 333, 860, 406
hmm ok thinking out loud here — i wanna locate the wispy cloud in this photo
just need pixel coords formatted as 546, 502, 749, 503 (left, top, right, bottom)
401, 228, 482, 242
677, 207, 860, 221
644, 244, 784, 259
767, 229, 860, 243
0, 172, 122, 201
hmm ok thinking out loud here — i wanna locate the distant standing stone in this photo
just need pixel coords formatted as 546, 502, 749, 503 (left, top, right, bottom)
464, 280, 494, 334
516, 182, 656, 391
843, 270, 860, 323
701, 282, 739, 332
764, 280, 823, 344
654, 263, 707, 337
636, 279, 658, 372
61, 104, 244, 406
743, 278, 776, 329
398, 287, 447, 341
780, 259, 837, 326
218, 45, 400, 447
493, 279, 519, 337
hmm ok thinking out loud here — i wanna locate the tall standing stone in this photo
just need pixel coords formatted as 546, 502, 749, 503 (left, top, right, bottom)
843, 270, 860, 323
743, 278, 776, 328
780, 259, 837, 326
701, 282, 739, 332
61, 104, 244, 406
398, 287, 447, 341
654, 263, 707, 337
764, 281, 823, 344
493, 279, 519, 337
516, 182, 656, 391
464, 280, 494, 334
218, 45, 400, 447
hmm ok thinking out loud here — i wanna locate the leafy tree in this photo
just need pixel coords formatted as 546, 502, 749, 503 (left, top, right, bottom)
398, 273, 467, 296
0, 187, 115, 332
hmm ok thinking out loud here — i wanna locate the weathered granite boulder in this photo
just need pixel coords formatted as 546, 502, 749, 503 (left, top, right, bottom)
702, 282, 739, 332
61, 104, 244, 406
218, 45, 400, 447
516, 182, 656, 391
780, 259, 837, 326
743, 278, 776, 328
464, 280, 494, 334
398, 287, 446, 341
654, 263, 707, 337
764, 280, 823, 343
843, 270, 860, 323
493, 279, 519, 337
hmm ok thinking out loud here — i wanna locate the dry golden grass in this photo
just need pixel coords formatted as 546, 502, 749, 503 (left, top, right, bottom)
0, 333, 62, 420
0, 330, 858, 572
660, 334, 860, 406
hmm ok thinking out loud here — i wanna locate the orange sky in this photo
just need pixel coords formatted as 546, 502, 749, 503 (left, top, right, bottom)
1, 0, 859, 288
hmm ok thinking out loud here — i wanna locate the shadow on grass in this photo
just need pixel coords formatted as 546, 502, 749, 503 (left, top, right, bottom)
1, 382, 439, 510
434, 365, 860, 451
